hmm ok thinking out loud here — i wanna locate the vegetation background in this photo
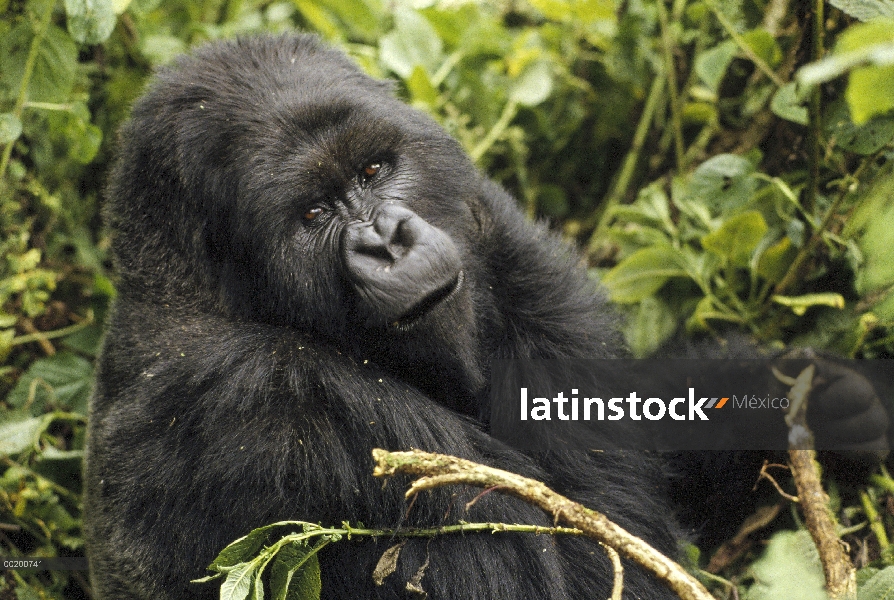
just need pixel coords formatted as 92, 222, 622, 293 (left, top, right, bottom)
1, 0, 894, 598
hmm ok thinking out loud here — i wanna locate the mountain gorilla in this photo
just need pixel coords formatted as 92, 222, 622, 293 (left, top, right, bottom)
84, 34, 889, 599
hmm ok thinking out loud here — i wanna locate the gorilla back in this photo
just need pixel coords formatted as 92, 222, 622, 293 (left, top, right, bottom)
85, 35, 680, 599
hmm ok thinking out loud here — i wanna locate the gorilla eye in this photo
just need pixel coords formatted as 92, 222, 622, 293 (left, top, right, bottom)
302, 206, 324, 223
360, 162, 381, 182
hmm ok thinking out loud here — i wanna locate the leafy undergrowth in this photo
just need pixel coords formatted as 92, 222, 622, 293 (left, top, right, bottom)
1, 0, 894, 598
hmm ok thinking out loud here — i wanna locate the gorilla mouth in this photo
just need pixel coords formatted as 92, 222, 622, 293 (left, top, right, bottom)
390, 270, 464, 329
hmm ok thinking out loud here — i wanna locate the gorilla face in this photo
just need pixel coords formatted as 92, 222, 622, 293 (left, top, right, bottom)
137, 38, 482, 346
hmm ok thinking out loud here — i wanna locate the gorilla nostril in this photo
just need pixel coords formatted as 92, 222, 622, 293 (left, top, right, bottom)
392, 217, 417, 248
348, 221, 399, 262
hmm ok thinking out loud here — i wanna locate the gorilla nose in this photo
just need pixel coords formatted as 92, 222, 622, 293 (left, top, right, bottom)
343, 204, 462, 326
346, 205, 422, 263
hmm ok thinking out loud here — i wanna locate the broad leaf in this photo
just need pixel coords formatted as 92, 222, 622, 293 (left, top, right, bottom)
270, 542, 323, 600
64, 0, 117, 44
379, 9, 443, 78
602, 247, 688, 303
701, 211, 768, 267
8, 352, 94, 414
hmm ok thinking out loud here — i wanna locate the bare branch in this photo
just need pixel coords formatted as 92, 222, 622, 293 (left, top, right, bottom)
372, 448, 713, 600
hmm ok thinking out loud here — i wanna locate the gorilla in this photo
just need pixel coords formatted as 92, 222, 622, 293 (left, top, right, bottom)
84, 34, 888, 599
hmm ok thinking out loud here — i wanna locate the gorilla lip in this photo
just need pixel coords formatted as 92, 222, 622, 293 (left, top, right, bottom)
390, 270, 464, 330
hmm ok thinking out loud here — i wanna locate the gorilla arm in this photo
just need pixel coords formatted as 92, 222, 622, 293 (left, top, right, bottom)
86, 301, 625, 600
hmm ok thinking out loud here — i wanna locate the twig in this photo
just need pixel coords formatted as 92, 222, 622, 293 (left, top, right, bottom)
10, 313, 94, 348
372, 449, 714, 600
773, 150, 878, 295
756, 461, 799, 502
602, 543, 624, 600
470, 101, 518, 163
703, 0, 785, 87
774, 366, 856, 599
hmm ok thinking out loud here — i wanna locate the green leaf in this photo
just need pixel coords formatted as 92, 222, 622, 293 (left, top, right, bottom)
701, 211, 768, 266
858, 565, 894, 599
406, 65, 438, 106
0, 411, 50, 456
681, 101, 717, 125
528, 0, 615, 23
623, 297, 678, 358
771, 81, 809, 125
64, 0, 117, 44
0, 24, 77, 102
69, 123, 103, 164
293, 0, 341, 39
772, 293, 846, 316
509, 60, 553, 107
742, 28, 782, 67
798, 20, 894, 98
847, 61, 894, 124
140, 34, 187, 65
825, 99, 894, 154
687, 154, 758, 212
210, 526, 278, 571
7, 352, 94, 414
294, 0, 383, 42
746, 530, 827, 600
829, 0, 894, 21
602, 247, 689, 303
756, 237, 795, 283
379, 8, 443, 79
0, 112, 22, 144
872, 287, 894, 322
220, 562, 255, 600
694, 40, 736, 94
845, 175, 894, 294
805, 20, 894, 123
270, 542, 323, 600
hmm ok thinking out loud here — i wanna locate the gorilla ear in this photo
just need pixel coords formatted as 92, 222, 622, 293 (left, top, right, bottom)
465, 196, 492, 236
173, 102, 237, 203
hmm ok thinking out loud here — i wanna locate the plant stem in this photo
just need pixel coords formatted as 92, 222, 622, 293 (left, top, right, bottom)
587, 74, 666, 249
657, 0, 685, 172
704, 0, 784, 87
470, 100, 518, 163
0, 0, 57, 186
773, 151, 875, 295
10, 314, 95, 347
805, 0, 824, 216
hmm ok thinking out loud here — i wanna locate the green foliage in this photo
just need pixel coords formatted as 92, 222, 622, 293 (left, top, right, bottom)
1, 0, 894, 598
595, 7, 894, 357
196, 521, 338, 600
744, 530, 827, 600
858, 566, 894, 600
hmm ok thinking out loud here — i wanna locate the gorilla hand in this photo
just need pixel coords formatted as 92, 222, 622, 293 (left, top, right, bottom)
806, 359, 889, 460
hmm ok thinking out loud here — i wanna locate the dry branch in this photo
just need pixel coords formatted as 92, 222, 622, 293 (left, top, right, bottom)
775, 365, 857, 599
372, 448, 712, 600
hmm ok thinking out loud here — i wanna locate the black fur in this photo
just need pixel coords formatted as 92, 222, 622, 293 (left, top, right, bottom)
85, 34, 888, 599
84, 34, 681, 599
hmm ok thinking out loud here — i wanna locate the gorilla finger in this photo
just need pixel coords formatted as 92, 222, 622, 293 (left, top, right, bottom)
810, 368, 878, 417
812, 401, 889, 445
822, 436, 890, 463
